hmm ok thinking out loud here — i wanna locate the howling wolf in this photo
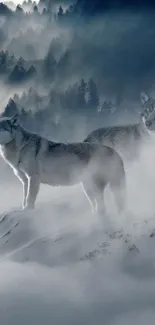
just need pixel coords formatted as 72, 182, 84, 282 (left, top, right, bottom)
84, 93, 152, 160
0, 114, 126, 214
84, 119, 148, 160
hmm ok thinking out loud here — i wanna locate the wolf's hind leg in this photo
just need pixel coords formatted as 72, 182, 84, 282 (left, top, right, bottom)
110, 177, 126, 214
82, 179, 106, 214
92, 177, 106, 214
82, 182, 97, 214
26, 175, 40, 210
14, 169, 28, 209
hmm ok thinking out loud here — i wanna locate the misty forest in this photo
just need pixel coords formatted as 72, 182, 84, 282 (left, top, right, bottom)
1, 0, 155, 138
1, 1, 155, 325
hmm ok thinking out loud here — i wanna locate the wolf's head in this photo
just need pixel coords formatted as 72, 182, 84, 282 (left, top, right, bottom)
0, 114, 19, 145
140, 92, 155, 131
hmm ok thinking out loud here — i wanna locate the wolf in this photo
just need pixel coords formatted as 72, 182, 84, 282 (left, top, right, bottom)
84, 95, 151, 160
140, 92, 155, 130
0, 114, 126, 214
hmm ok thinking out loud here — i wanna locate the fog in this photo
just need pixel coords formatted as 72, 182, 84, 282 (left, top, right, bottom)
0, 1, 155, 324
0, 127, 154, 324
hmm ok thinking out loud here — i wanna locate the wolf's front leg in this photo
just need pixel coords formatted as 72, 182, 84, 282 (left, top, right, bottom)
14, 170, 28, 209
25, 176, 40, 210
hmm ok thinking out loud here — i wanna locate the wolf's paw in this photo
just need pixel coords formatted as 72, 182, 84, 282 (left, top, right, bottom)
23, 204, 35, 211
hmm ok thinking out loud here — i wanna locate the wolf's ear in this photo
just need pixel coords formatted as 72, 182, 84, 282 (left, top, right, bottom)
140, 92, 149, 105
140, 115, 146, 125
10, 113, 19, 126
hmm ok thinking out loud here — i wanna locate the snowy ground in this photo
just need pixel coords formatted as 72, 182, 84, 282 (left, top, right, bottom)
1, 136, 155, 324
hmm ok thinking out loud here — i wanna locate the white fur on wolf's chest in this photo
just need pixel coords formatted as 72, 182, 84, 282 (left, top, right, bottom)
0, 144, 19, 168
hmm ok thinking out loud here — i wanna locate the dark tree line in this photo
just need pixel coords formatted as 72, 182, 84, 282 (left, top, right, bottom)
0, 0, 150, 121
0, 51, 36, 83
12, 78, 100, 113
1, 79, 115, 135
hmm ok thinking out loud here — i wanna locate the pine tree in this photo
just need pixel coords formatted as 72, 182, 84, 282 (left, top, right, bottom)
77, 78, 87, 110
87, 78, 99, 110
2, 99, 18, 117
16, 5, 24, 13
43, 44, 56, 79
58, 6, 63, 18
0, 51, 7, 73
33, 4, 38, 13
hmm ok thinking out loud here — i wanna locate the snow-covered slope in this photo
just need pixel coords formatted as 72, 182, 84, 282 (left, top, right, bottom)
1, 136, 155, 324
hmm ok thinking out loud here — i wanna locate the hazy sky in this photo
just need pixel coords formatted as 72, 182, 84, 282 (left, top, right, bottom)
4, 0, 38, 4
4, 0, 72, 5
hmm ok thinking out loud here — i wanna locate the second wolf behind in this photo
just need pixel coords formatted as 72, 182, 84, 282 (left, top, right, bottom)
84, 94, 151, 160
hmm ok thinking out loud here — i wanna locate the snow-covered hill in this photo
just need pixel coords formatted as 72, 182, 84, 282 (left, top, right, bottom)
1, 136, 155, 324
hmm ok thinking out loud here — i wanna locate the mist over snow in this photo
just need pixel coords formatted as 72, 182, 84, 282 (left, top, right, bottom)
0, 1, 155, 324
0, 133, 155, 324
